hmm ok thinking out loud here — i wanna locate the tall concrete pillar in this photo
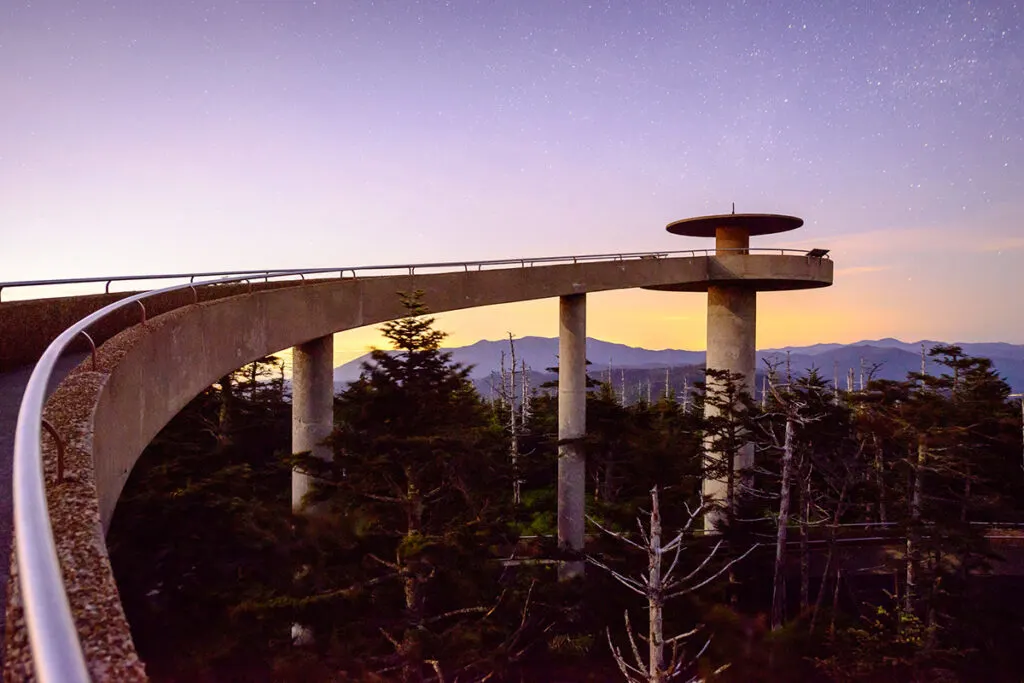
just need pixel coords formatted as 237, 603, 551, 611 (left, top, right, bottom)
557, 293, 586, 578
703, 284, 757, 522
291, 335, 334, 513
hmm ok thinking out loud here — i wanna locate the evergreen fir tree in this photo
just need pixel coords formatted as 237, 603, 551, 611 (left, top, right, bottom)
297, 291, 517, 680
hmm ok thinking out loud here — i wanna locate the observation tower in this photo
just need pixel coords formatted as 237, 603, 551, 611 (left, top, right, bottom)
651, 212, 832, 524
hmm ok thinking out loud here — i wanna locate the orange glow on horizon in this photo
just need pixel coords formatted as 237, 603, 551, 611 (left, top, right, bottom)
317, 273, 937, 368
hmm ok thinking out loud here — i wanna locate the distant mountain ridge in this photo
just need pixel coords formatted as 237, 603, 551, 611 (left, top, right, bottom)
333, 337, 1024, 393
763, 337, 1024, 362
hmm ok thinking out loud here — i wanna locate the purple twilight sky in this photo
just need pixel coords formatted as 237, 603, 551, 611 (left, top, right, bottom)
2, 1, 1022, 358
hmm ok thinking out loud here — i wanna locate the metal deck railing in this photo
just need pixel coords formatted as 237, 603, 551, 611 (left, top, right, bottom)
0, 247, 828, 302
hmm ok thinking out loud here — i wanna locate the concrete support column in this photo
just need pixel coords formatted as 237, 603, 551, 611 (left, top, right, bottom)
557, 293, 586, 578
703, 284, 756, 526
291, 335, 334, 513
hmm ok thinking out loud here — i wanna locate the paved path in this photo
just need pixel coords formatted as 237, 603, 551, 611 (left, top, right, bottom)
0, 352, 86, 646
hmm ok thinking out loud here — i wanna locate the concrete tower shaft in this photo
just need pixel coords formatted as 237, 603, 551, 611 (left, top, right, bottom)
703, 284, 757, 509
715, 226, 750, 254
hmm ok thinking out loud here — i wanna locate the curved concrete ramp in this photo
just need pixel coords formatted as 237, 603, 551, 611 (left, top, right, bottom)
90, 254, 829, 528
4, 253, 831, 679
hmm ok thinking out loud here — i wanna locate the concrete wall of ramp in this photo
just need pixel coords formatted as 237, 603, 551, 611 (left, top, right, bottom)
4, 254, 831, 680
0, 281, 307, 372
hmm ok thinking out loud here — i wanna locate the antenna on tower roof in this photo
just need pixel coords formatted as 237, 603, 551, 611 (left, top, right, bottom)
731, 202, 735, 214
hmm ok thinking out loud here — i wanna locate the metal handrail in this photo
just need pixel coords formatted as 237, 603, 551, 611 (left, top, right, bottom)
11, 246, 830, 680
13, 267, 342, 681
0, 247, 830, 301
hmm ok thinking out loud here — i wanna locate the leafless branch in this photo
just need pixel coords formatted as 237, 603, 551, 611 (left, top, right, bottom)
587, 515, 647, 551
607, 626, 646, 681
361, 491, 405, 504
426, 659, 445, 683
676, 539, 725, 584
422, 605, 493, 626
668, 543, 759, 598
367, 553, 401, 571
624, 611, 646, 673
586, 555, 647, 596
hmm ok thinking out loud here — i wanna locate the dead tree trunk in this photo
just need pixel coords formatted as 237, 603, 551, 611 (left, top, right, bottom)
501, 335, 524, 505
648, 489, 665, 679
217, 373, 234, 447
833, 360, 840, 404
799, 471, 811, 613
811, 481, 849, 633
401, 470, 425, 682
508, 335, 521, 504
520, 358, 531, 426
771, 416, 796, 630
873, 434, 887, 524
905, 438, 926, 612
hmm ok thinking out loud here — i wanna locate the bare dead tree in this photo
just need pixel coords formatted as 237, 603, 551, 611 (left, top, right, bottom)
498, 349, 507, 411
766, 358, 780, 394
833, 360, 840, 404
507, 334, 520, 504
520, 358, 531, 427
873, 433, 888, 523
588, 487, 757, 682
374, 579, 545, 682
905, 436, 926, 612
772, 413, 796, 630
799, 458, 812, 612
810, 466, 855, 633
760, 379, 826, 630
905, 344, 927, 609
498, 334, 531, 505
864, 360, 885, 384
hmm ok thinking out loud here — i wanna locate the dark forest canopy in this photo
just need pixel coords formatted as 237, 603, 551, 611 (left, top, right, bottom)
108, 296, 1024, 682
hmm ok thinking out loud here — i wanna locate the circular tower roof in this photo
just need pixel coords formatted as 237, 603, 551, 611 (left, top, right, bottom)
666, 213, 803, 237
